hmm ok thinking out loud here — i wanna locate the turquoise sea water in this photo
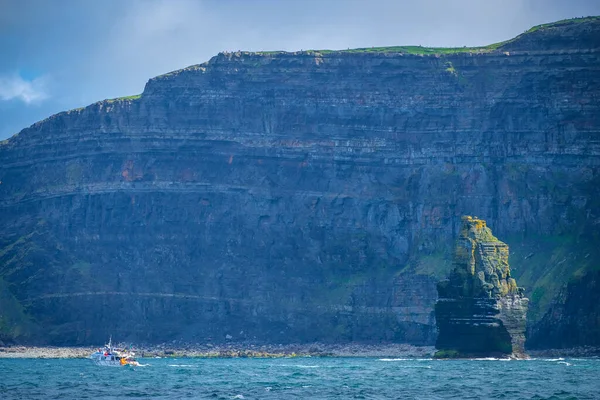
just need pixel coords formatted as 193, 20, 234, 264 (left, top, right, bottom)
1, 357, 598, 399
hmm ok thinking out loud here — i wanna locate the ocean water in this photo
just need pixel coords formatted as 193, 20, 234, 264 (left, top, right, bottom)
0, 357, 598, 399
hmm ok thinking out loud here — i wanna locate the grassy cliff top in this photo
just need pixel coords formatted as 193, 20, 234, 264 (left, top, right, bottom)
104, 94, 141, 103
7, 16, 599, 141
525, 15, 600, 33
256, 16, 599, 56
150, 16, 599, 82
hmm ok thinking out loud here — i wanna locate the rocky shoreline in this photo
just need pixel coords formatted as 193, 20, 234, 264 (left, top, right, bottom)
1, 342, 598, 359
0, 342, 435, 359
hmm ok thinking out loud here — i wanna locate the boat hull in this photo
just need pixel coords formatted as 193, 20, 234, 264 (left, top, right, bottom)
89, 351, 131, 367
91, 358, 123, 367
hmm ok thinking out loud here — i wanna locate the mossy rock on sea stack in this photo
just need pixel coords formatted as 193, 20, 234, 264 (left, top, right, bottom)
434, 216, 529, 358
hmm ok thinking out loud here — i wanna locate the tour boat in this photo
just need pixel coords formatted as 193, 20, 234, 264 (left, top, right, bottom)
89, 337, 140, 367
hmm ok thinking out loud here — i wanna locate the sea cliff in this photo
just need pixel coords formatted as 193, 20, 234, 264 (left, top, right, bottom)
0, 17, 599, 347
435, 216, 528, 358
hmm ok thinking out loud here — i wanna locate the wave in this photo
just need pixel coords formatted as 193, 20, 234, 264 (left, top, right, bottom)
557, 361, 572, 366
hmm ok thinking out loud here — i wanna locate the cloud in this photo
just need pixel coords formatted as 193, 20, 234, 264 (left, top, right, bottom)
1, 0, 600, 140
0, 73, 49, 104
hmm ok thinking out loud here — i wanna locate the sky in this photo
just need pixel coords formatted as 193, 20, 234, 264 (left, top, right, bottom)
1, 0, 599, 140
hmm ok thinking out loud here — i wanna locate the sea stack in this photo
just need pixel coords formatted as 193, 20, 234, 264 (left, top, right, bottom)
435, 216, 528, 358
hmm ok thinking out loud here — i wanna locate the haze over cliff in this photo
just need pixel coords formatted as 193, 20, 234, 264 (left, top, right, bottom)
1, 17, 599, 347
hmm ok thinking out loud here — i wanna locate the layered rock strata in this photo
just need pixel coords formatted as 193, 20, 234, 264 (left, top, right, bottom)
528, 270, 600, 349
0, 18, 599, 345
435, 216, 528, 358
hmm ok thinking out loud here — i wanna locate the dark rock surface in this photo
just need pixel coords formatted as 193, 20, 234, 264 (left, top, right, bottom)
0, 17, 599, 346
435, 217, 528, 358
528, 270, 600, 349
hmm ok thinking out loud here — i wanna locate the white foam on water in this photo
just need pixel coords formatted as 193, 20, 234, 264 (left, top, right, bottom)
558, 361, 572, 366
544, 358, 565, 361
378, 358, 409, 361
276, 364, 319, 368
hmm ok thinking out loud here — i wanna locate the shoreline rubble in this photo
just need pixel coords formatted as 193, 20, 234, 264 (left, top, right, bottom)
0, 342, 434, 359
1, 342, 597, 359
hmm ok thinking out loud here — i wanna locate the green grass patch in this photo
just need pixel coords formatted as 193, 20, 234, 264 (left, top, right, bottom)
526, 16, 600, 33
253, 16, 599, 57
445, 61, 457, 76
257, 43, 506, 56
105, 94, 141, 103
433, 349, 460, 358
414, 251, 452, 279
508, 233, 599, 323
0, 277, 36, 341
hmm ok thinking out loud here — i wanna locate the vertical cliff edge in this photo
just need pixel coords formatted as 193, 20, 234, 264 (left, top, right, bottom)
0, 17, 599, 346
435, 216, 528, 358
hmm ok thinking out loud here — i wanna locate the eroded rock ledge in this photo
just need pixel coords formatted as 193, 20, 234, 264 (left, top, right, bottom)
0, 18, 598, 346
435, 216, 528, 358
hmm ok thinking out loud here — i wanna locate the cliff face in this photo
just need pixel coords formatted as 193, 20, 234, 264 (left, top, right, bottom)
0, 18, 599, 345
528, 270, 600, 349
435, 216, 528, 357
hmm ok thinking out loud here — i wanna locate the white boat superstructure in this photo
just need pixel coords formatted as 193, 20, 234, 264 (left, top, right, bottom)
89, 337, 140, 367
